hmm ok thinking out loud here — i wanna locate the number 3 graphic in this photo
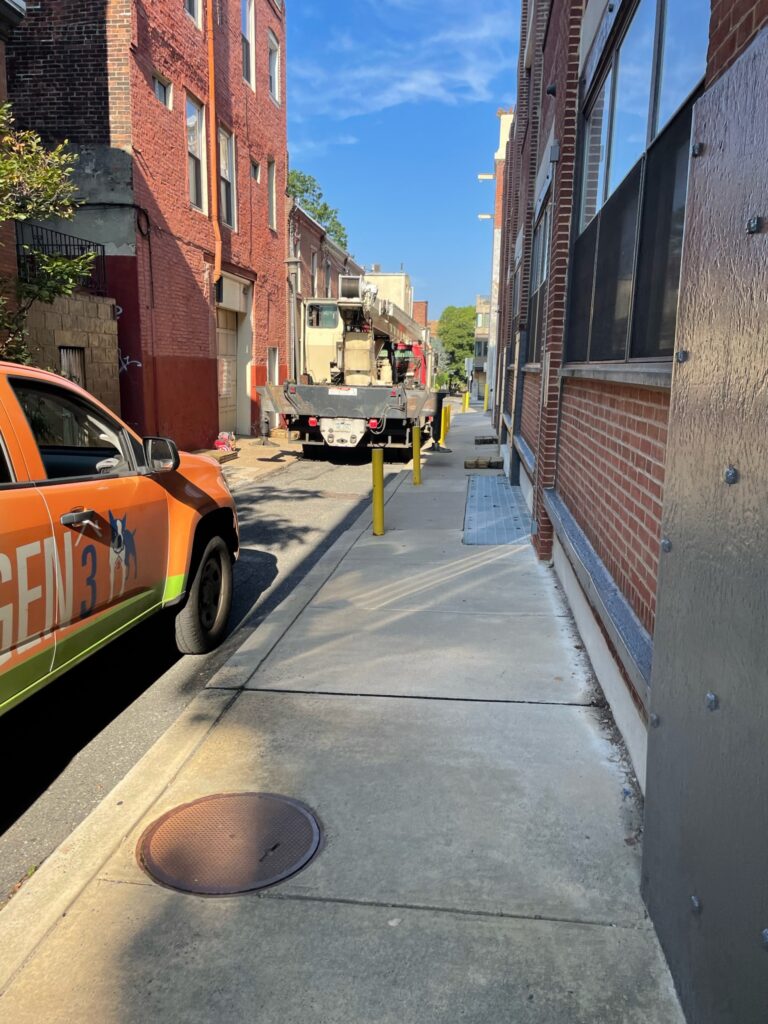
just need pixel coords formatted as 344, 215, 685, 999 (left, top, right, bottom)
80, 545, 97, 618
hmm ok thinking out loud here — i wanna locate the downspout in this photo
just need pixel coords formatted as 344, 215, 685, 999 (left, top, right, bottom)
206, 0, 222, 284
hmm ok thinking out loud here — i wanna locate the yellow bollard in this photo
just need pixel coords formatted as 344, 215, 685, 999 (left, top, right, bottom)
441, 403, 451, 443
462, 391, 470, 414
412, 425, 422, 486
483, 381, 489, 413
372, 447, 385, 536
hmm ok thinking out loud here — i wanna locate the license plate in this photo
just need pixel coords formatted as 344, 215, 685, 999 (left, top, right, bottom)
328, 387, 358, 396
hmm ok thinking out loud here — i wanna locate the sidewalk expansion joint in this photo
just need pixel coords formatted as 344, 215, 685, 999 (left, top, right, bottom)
257, 892, 650, 933
237, 687, 602, 709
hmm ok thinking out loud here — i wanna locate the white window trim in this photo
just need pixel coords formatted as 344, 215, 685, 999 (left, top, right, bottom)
153, 72, 173, 109
267, 159, 277, 231
186, 93, 208, 215
268, 30, 281, 104
242, 0, 256, 89
219, 127, 237, 231
184, 0, 202, 30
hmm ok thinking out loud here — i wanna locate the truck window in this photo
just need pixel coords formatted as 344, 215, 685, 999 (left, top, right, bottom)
10, 381, 134, 482
307, 303, 339, 329
0, 435, 12, 485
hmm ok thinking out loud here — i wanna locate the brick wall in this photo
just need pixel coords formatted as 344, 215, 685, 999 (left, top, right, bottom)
7, 1, 111, 144
708, 0, 768, 83
519, 370, 540, 454
412, 300, 428, 328
532, 0, 584, 558
25, 293, 121, 413
130, 0, 289, 443
556, 379, 670, 634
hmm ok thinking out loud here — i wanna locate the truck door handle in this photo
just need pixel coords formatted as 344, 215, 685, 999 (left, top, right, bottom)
61, 509, 96, 527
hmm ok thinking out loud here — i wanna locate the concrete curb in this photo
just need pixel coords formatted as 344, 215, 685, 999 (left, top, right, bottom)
0, 688, 236, 994
0, 469, 408, 994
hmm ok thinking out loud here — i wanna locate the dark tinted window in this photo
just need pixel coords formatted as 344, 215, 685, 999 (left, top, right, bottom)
567, 216, 598, 362
11, 381, 133, 481
589, 162, 642, 361
0, 437, 12, 484
631, 103, 692, 358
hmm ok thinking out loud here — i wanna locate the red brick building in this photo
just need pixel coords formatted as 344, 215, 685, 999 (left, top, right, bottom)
495, 9, 768, 1017
495, 0, 767, 785
7, 0, 289, 449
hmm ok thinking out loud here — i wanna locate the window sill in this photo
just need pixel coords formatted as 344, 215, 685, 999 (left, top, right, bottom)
522, 363, 541, 374
560, 361, 672, 389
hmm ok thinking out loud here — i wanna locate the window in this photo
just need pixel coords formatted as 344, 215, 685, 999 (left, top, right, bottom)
219, 128, 236, 229
184, 0, 200, 27
267, 159, 277, 230
268, 31, 281, 102
0, 435, 13, 485
241, 0, 254, 86
608, 0, 656, 194
476, 312, 490, 329
186, 95, 206, 211
325, 259, 332, 298
11, 381, 133, 481
580, 70, 612, 231
153, 74, 172, 109
569, 0, 709, 362
527, 202, 551, 363
307, 304, 339, 329
310, 251, 318, 295
59, 346, 86, 388
250, 160, 261, 183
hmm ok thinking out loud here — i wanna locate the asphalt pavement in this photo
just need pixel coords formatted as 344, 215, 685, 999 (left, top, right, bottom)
0, 448, 401, 905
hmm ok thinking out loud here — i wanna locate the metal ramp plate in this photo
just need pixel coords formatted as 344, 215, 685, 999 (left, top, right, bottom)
463, 475, 531, 546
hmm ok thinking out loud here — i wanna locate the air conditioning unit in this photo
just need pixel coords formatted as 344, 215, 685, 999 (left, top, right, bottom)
339, 275, 363, 300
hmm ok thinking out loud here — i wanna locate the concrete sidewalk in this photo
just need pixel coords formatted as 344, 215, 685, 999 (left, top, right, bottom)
0, 411, 683, 1023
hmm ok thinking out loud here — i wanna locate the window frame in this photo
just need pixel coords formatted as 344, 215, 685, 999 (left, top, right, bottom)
152, 72, 173, 109
241, 0, 255, 88
268, 30, 281, 104
567, 0, 707, 367
185, 94, 207, 214
218, 126, 237, 230
8, 378, 142, 486
267, 159, 277, 231
184, 0, 201, 30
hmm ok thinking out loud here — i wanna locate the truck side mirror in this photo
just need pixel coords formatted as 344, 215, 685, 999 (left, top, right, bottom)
144, 436, 180, 473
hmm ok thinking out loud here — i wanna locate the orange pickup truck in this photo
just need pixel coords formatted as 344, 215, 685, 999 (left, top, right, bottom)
0, 362, 239, 716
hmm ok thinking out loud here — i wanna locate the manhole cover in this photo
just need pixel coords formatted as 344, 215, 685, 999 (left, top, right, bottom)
137, 793, 321, 896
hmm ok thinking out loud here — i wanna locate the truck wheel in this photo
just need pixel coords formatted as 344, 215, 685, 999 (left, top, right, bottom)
175, 536, 233, 654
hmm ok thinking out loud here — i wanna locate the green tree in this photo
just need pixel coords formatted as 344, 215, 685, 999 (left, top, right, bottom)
437, 305, 475, 386
288, 169, 349, 250
0, 103, 94, 364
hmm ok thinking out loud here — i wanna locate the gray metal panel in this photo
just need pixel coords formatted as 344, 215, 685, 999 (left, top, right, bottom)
463, 476, 531, 545
642, 29, 768, 1024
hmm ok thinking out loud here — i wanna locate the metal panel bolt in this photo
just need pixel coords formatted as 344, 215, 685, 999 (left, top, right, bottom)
661, 538, 673, 554
724, 466, 739, 486
649, 713, 661, 729
691, 141, 704, 157
706, 693, 720, 712
762, 929, 768, 950
746, 216, 763, 235
691, 896, 703, 914
675, 350, 689, 364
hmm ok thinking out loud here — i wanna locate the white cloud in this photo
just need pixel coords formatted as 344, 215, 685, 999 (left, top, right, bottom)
289, 3, 517, 122
290, 134, 360, 158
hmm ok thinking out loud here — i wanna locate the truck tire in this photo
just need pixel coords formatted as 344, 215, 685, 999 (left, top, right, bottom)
175, 535, 233, 654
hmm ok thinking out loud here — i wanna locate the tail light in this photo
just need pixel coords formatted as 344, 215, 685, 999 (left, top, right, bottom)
368, 419, 379, 429
308, 417, 318, 428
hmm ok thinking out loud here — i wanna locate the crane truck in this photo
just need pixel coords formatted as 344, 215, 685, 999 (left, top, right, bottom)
265, 275, 439, 456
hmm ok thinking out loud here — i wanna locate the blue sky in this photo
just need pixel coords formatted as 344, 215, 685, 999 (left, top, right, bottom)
286, 0, 519, 319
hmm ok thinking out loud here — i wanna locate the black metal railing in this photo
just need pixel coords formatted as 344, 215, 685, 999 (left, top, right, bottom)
15, 222, 107, 296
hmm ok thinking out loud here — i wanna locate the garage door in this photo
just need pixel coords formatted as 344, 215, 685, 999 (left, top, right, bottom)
217, 308, 238, 433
